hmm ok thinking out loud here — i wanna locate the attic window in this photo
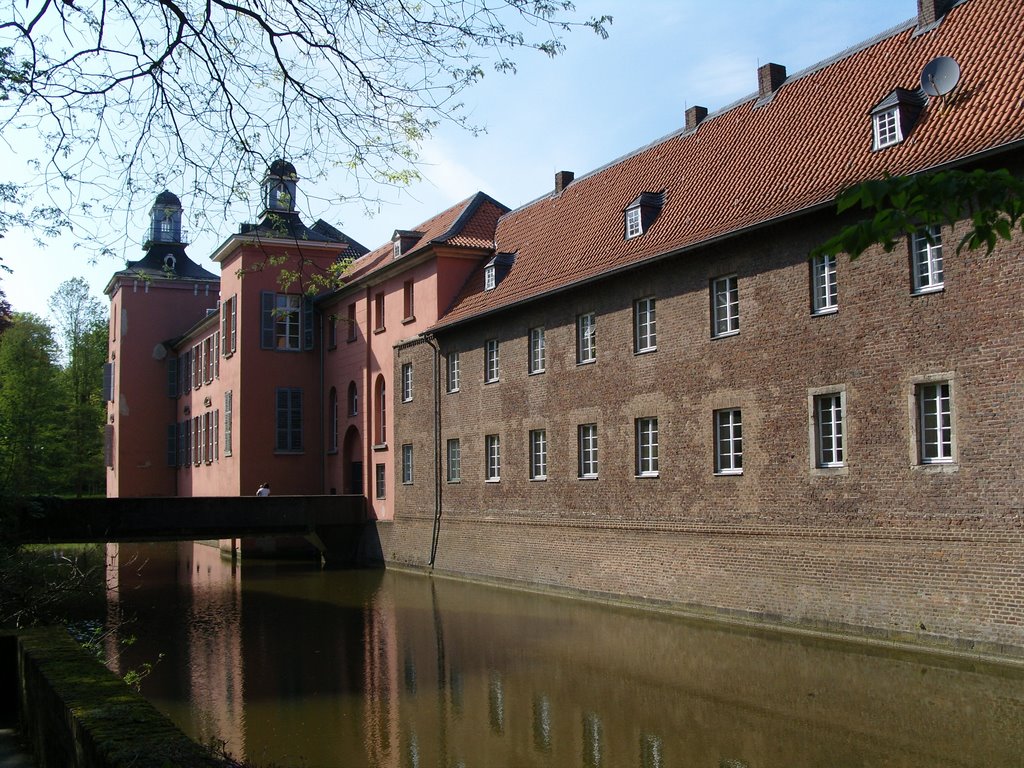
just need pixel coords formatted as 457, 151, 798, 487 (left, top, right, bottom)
483, 252, 515, 291
484, 265, 496, 291
870, 89, 924, 151
392, 240, 401, 259
625, 207, 643, 239
163, 255, 177, 271
623, 192, 665, 241
873, 108, 902, 149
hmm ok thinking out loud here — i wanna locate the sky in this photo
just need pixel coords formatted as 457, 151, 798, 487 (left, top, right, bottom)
1, 0, 919, 320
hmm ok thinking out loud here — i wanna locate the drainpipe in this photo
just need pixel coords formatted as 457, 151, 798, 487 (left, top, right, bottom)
318, 306, 325, 494
423, 333, 443, 568
364, 285, 372, 518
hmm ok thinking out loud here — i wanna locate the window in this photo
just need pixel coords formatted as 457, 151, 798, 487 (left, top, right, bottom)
625, 206, 642, 239
102, 362, 114, 402
346, 303, 357, 342
714, 409, 742, 474
447, 439, 461, 483
446, 352, 461, 392
528, 327, 546, 374
634, 297, 656, 353
578, 424, 598, 479
402, 444, 413, 484
636, 418, 659, 477
328, 387, 339, 452
375, 463, 386, 499
328, 316, 337, 348
262, 292, 302, 351
485, 339, 500, 383
912, 227, 944, 293
814, 393, 845, 468
224, 391, 233, 457
529, 429, 547, 480
374, 292, 385, 331
403, 280, 415, 320
484, 265, 496, 291
918, 381, 953, 464
221, 294, 237, 356
577, 313, 596, 364
811, 254, 838, 314
873, 107, 902, 150
401, 363, 413, 402
374, 376, 386, 445
347, 381, 358, 416
275, 388, 303, 452
392, 240, 401, 259
712, 276, 739, 337
485, 434, 501, 481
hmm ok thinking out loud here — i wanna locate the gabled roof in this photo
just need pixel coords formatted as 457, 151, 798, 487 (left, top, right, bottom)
338, 191, 509, 285
437, 0, 1024, 328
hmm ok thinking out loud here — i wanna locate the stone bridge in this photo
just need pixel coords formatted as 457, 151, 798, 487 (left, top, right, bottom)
9, 495, 380, 567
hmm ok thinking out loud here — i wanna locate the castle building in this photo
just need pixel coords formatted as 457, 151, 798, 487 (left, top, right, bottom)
107, 0, 1024, 652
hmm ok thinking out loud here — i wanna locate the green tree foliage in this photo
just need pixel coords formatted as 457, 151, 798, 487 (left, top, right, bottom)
48, 278, 108, 496
813, 168, 1024, 259
0, 312, 62, 495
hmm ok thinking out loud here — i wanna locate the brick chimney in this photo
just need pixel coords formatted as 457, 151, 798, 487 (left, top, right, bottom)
554, 170, 574, 193
917, 0, 951, 27
685, 105, 708, 131
757, 63, 787, 97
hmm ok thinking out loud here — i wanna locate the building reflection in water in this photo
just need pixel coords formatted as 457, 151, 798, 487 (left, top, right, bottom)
105, 543, 1024, 768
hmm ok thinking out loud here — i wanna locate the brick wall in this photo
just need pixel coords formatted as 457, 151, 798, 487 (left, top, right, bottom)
388, 207, 1024, 654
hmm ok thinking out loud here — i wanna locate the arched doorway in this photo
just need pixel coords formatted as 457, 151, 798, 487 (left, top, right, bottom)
342, 425, 363, 495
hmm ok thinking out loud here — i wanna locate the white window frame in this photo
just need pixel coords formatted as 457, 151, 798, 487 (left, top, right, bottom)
711, 276, 739, 338
636, 417, 659, 477
873, 107, 902, 150
402, 444, 413, 484
529, 429, 548, 480
634, 297, 657, 353
274, 294, 302, 351
484, 265, 496, 291
625, 206, 643, 239
401, 363, 413, 403
446, 352, 460, 392
485, 339, 500, 383
917, 380, 954, 465
375, 463, 386, 499
578, 424, 598, 479
577, 313, 596, 364
447, 438, 461, 483
485, 434, 501, 481
813, 391, 845, 468
714, 408, 742, 475
911, 226, 944, 294
811, 253, 838, 314
528, 327, 546, 374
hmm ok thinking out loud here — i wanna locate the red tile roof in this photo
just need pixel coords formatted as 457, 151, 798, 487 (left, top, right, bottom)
437, 0, 1024, 328
340, 192, 509, 284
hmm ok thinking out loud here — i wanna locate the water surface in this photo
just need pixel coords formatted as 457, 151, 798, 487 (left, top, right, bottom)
105, 542, 1024, 767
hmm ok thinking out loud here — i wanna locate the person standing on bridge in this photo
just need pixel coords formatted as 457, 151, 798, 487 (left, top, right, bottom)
256, 483, 271, 497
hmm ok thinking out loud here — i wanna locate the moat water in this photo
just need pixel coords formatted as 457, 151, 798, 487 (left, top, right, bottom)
103, 542, 1024, 768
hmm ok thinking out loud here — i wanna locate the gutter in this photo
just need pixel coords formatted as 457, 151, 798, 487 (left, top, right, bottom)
423, 333, 443, 568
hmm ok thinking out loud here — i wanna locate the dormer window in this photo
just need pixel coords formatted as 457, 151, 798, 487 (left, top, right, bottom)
483, 252, 515, 291
623, 192, 665, 241
392, 229, 424, 260
625, 207, 643, 239
870, 89, 924, 151
163, 254, 177, 271
393, 240, 401, 259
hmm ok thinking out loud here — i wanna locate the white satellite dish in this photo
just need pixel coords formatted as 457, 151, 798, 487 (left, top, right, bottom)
920, 56, 961, 97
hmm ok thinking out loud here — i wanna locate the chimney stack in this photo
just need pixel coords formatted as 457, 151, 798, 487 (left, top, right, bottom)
757, 63, 787, 97
685, 105, 708, 131
917, 0, 951, 27
554, 170, 574, 193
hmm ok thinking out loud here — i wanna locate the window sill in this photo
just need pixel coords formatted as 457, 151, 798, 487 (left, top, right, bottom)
912, 285, 944, 296
346, 336, 357, 344
811, 307, 838, 317
811, 464, 848, 477
635, 347, 657, 356
373, 327, 386, 335
273, 450, 305, 456
485, 478, 501, 484
327, 343, 337, 351
327, 449, 338, 456
446, 388, 460, 394
402, 481, 413, 486
530, 476, 547, 482
372, 443, 388, 452
484, 379, 500, 385
915, 460, 958, 473
714, 469, 743, 476
711, 330, 739, 340
528, 369, 546, 376
578, 475, 598, 481
401, 398, 412, 404
446, 479, 461, 485
635, 472, 659, 479
576, 358, 596, 366
401, 316, 416, 325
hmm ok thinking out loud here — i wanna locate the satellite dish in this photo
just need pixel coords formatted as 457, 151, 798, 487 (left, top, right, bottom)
920, 56, 961, 97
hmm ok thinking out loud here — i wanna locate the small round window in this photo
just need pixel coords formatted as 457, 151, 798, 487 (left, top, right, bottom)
163, 254, 176, 271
